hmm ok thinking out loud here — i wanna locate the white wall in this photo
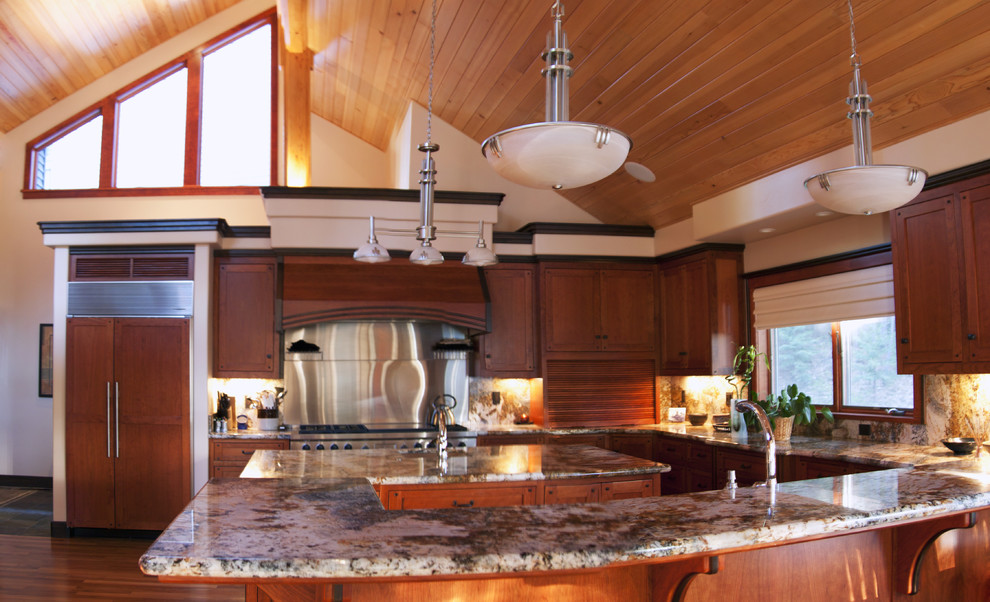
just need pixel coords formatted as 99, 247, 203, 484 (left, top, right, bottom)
0, 0, 276, 486
310, 114, 389, 187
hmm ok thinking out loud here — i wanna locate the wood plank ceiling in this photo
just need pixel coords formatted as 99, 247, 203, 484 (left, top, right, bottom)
2, 0, 989, 231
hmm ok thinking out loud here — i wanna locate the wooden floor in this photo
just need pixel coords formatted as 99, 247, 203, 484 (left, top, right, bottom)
0, 534, 244, 601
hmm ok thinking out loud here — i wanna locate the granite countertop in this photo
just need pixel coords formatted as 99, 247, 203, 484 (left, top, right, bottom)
240, 444, 669, 484
479, 423, 964, 468
140, 455, 990, 580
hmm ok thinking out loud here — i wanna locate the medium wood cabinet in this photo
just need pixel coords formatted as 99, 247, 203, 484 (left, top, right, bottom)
545, 433, 608, 448
476, 433, 545, 446
213, 256, 278, 378
380, 482, 538, 510
791, 456, 873, 480
477, 264, 538, 376
209, 439, 290, 478
655, 435, 714, 494
892, 175, 990, 373
608, 433, 655, 460
66, 318, 190, 530
541, 264, 656, 353
657, 248, 744, 375
715, 447, 768, 488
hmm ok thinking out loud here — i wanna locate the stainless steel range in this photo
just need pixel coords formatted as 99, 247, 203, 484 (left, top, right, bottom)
288, 423, 478, 451
281, 321, 477, 451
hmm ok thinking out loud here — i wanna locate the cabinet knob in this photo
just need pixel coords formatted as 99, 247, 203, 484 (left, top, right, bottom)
968, 334, 976, 340
900, 338, 909, 344
679, 351, 688, 356
266, 354, 272, 358
602, 334, 608, 340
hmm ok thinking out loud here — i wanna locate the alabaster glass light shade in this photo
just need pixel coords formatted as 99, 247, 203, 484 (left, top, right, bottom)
804, 165, 928, 216
409, 242, 444, 265
482, 122, 631, 190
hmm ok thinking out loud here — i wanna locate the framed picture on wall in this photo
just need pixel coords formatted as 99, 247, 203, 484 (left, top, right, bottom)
39, 323, 53, 398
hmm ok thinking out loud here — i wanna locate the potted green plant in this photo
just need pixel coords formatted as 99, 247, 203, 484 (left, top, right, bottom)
760, 384, 834, 440
724, 345, 769, 436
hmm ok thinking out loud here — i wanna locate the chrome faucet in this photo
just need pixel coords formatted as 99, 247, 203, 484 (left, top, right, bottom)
734, 400, 776, 490
435, 406, 448, 472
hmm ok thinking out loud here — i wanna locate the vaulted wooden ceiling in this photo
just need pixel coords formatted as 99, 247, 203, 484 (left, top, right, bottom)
3, 0, 990, 231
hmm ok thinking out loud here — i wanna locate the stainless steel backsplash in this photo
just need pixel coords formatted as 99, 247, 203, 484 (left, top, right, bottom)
281, 321, 470, 426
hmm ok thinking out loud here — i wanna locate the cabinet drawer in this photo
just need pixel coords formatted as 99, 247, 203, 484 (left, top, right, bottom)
477, 433, 545, 446
655, 437, 689, 464
545, 482, 600, 505
383, 483, 538, 510
601, 478, 654, 501
716, 448, 767, 488
686, 468, 715, 493
546, 433, 607, 448
212, 439, 288, 463
794, 457, 873, 480
660, 469, 686, 495
684, 442, 713, 470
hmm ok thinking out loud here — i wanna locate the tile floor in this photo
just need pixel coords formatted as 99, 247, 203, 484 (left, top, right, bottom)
0, 486, 53, 536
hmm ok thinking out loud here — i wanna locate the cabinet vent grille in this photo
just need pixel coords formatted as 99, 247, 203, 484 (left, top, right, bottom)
71, 255, 193, 281
544, 359, 656, 427
67, 281, 194, 317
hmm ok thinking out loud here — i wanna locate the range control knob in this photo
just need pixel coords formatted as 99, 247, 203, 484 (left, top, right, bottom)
343, 443, 352, 450
301, 443, 311, 451
329, 443, 339, 451
361, 444, 370, 450
315, 443, 325, 451
457, 441, 467, 447
426, 440, 436, 448
413, 442, 423, 449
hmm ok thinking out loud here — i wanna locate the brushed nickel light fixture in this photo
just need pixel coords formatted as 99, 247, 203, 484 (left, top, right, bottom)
480, 1, 631, 190
804, 0, 927, 215
353, 0, 497, 267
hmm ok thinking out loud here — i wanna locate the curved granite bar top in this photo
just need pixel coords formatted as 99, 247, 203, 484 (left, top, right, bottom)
239, 444, 668, 484
141, 438, 990, 581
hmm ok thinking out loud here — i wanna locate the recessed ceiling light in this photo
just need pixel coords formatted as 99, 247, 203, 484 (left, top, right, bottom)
624, 162, 656, 183
815, 210, 834, 217
758, 227, 776, 234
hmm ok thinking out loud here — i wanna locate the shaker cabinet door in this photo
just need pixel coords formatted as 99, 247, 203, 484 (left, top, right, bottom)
892, 194, 963, 370
959, 183, 990, 363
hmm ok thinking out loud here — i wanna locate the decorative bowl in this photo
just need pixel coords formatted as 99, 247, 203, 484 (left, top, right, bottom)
942, 437, 978, 455
687, 413, 707, 426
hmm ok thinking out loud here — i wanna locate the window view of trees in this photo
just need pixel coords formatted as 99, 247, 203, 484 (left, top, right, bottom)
771, 316, 914, 413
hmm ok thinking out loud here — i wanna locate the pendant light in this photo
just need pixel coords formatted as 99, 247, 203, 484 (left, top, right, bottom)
804, 0, 927, 215
353, 0, 497, 267
480, 1, 631, 190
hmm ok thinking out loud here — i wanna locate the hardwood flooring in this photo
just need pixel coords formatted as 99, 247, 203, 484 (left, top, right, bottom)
0, 487, 244, 601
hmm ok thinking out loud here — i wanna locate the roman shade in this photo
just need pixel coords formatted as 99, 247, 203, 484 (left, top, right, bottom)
752, 264, 894, 330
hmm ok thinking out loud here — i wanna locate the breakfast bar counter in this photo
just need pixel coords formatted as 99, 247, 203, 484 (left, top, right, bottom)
140, 443, 990, 602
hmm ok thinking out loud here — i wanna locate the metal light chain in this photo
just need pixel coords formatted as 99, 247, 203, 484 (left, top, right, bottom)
847, 0, 859, 66
426, 0, 436, 146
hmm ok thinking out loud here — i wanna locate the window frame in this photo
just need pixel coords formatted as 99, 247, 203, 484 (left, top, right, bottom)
22, 9, 276, 197
746, 246, 923, 424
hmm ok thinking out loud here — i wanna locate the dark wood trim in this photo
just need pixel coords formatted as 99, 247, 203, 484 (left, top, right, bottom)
38, 219, 233, 236
227, 226, 272, 238
493, 231, 533, 244
259, 186, 505, 205
744, 244, 892, 286
23, 185, 260, 199
518, 222, 655, 237
535, 254, 657, 264
488, 255, 539, 263
922, 158, 990, 190
68, 246, 194, 255
0, 475, 52, 488
655, 243, 746, 263
214, 249, 278, 258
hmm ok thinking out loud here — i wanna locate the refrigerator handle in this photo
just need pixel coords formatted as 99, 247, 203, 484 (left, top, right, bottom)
106, 382, 112, 458
115, 381, 120, 458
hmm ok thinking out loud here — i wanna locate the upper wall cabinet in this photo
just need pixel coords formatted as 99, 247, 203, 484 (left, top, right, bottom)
540, 263, 656, 354
892, 173, 990, 373
476, 264, 538, 377
213, 256, 279, 378
657, 248, 744, 375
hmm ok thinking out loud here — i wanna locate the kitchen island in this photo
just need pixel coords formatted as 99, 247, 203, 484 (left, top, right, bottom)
141, 443, 990, 601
